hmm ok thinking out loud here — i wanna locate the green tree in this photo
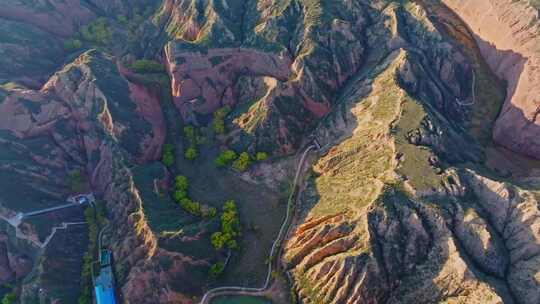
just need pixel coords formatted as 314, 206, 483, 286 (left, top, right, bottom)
226, 239, 238, 249
214, 149, 237, 167
64, 39, 83, 52
179, 197, 190, 208
184, 147, 198, 160
211, 231, 226, 249
116, 14, 128, 25
232, 152, 251, 172
223, 200, 237, 212
173, 190, 187, 202
210, 200, 241, 250
212, 119, 225, 134
211, 106, 231, 134
81, 17, 111, 45
162, 153, 174, 167
161, 144, 174, 167
183, 126, 196, 141
2, 292, 16, 304
255, 152, 268, 161
128, 59, 165, 74
189, 201, 202, 215
174, 175, 189, 191
209, 262, 225, 278
221, 210, 239, 236
179, 198, 201, 216
207, 207, 217, 218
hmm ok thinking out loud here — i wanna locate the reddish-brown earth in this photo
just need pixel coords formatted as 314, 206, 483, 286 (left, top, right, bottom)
165, 47, 293, 115
441, 0, 540, 159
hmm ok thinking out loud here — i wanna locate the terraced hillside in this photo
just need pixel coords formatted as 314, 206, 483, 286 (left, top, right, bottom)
0, 0, 538, 304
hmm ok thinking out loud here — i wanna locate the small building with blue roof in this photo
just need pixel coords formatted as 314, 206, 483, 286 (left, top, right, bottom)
94, 249, 117, 304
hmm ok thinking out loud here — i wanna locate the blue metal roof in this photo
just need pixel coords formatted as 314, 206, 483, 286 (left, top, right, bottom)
93, 249, 116, 304
94, 261, 116, 304
94, 285, 116, 304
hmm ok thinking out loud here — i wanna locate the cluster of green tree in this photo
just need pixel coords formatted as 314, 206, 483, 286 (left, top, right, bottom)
214, 149, 237, 167
211, 106, 231, 134
210, 200, 241, 250
215, 150, 268, 172
78, 202, 107, 304
80, 18, 111, 45
1, 291, 16, 304
161, 144, 175, 167
128, 59, 165, 74
63, 38, 83, 52
208, 262, 225, 278
183, 126, 205, 160
171, 175, 216, 218
232, 152, 252, 172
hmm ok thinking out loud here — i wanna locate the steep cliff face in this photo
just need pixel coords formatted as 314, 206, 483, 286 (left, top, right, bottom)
438, 0, 540, 159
